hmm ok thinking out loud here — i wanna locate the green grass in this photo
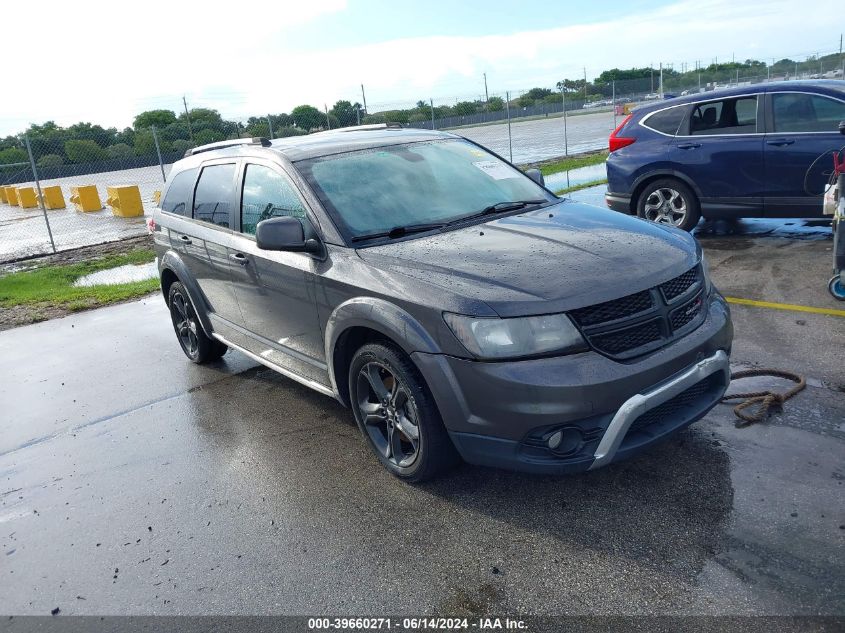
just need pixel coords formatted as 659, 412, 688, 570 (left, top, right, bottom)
554, 178, 608, 196
539, 151, 608, 176
0, 249, 158, 311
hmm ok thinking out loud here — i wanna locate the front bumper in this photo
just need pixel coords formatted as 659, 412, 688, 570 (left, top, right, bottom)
605, 192, 632, 213
412, 293, 732, 474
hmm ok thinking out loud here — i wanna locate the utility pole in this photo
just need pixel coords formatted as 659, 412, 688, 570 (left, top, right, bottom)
583, 66, 587, 101
324, 104, 331, 130
360, 84, 368, 114
659, 62, 663, 98
430, 98, 435, 130
483, 72, 489, 109
266, 115, 274, 139
182, 95, 194, 142
650, 63, 654, 92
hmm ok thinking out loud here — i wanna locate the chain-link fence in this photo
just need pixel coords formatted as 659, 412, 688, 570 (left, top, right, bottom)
2, 51, 844, 265
0, 126, 176, 264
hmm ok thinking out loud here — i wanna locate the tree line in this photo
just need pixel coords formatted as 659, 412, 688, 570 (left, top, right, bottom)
1, 52, 839, 168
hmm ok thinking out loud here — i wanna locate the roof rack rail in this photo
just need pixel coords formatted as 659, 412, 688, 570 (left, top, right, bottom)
334, 122, 404, 132
184, 137, 271, 157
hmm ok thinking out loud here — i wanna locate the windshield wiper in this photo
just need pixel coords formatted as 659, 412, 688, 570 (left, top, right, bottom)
350, 222, 445, 242
445, 199, 547, 226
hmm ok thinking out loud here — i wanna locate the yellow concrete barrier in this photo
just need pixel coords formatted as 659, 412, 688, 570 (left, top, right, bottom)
69, 185, 102, 212
0, 186, 7, 204
41, 185, 66, 210
106, 185, 144, 218
16, 186, 39, 208
5, 186, 19, 206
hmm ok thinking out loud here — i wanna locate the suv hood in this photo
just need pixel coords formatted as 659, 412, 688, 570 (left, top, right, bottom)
356, 200, 699, 318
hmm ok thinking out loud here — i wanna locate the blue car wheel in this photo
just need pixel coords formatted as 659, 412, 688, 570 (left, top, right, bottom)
829, 275, 845, 301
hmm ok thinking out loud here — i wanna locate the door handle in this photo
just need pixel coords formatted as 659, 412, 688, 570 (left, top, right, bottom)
766, 139, 795, 147
178, 235, 192, 245
229, 253, 249, 266
676, 143, 701, 150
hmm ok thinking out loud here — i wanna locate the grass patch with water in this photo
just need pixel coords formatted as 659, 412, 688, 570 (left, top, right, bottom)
539, 151, 608, 176
0, 249, 158, 311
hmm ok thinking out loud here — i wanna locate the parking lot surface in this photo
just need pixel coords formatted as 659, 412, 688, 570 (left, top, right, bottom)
1, 213, 843, 618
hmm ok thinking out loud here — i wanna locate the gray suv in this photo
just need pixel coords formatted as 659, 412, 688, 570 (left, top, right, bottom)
151, 125, 733, 482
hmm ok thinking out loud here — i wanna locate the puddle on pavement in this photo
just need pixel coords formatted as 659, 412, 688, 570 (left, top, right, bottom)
695, 217, 832, 242
567, 184, 834, 242
72, 262, 157, 287
545, 162, 606, 192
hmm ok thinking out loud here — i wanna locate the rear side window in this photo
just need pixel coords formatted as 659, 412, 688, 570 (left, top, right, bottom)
642, 106, 686, 135
689, 96, 757, 135
161, 168, 197, 216
193, 164, 236, 228
772, 93, 845, 132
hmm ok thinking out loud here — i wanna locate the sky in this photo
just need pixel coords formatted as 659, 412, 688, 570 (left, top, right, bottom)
0, 0, 838, 135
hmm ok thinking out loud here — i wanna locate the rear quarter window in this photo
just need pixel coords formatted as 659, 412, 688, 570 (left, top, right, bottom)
642, 106, 687, 135
161, 167, 198, 216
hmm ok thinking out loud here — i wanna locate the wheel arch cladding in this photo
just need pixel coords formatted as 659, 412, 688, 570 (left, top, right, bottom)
159, 250, 214, 337
325, 298, 441, 407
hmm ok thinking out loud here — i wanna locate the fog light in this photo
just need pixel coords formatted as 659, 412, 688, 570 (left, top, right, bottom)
546, 427, 584, 455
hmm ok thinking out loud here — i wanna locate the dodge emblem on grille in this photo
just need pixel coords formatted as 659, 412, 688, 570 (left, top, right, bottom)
684, 297, 703, 318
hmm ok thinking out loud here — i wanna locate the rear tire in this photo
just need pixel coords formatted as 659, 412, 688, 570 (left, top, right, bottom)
167, 281, 227, 364
349, 342, 460, 482
637, 178, 701, 232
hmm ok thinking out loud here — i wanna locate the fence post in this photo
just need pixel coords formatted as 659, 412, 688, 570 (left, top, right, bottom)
24, 134, 57, 254
561, 87, 569, 157
267, 115, 275, 139
430, 98, 435, 131
505, 91, 513, 163
612, 81, 616, 130
151, 126, 166, 182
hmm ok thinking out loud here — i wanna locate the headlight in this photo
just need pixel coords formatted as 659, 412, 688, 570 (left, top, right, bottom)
443, 312, 587, 359
700, 254, 712, 295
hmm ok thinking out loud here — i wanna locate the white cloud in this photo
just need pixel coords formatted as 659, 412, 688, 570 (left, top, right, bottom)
0, 0, 838, 134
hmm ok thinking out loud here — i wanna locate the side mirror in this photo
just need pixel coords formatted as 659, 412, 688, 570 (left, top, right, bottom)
255, 216, 321, 253
839, 120, 845, 135
525, 168, 545, 187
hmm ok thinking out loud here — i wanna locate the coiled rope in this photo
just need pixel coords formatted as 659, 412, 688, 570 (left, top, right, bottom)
721, 369, 806, 427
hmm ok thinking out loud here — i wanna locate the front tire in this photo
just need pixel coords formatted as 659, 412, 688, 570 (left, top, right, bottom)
349, 342, 460, 482
637, 178, 701, 231
167, 281, 227, 363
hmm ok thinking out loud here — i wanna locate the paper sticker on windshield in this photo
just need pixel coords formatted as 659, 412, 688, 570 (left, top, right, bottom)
473, 161, 517, 180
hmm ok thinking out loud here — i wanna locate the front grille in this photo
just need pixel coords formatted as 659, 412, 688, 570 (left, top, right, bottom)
629, 377, 712, 431
569, 265, 705, 359
660, 267, 700, 302
589, 319, 662, 355
670, 293, 704, 330
570, 290, 653, 326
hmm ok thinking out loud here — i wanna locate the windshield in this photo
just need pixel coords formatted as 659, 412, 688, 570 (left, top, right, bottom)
296, 139, 556, 244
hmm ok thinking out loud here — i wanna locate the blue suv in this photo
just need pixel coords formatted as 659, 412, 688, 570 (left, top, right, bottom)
605, 81, 845, 231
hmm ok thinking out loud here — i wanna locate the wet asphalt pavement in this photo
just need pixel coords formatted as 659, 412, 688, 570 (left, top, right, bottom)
1, 211, 844, 618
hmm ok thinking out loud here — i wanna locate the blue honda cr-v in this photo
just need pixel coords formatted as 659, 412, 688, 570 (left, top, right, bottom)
605, 81, 845, 230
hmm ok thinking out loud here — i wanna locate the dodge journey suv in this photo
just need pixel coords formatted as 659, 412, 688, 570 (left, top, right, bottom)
151, 125, 733, 482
